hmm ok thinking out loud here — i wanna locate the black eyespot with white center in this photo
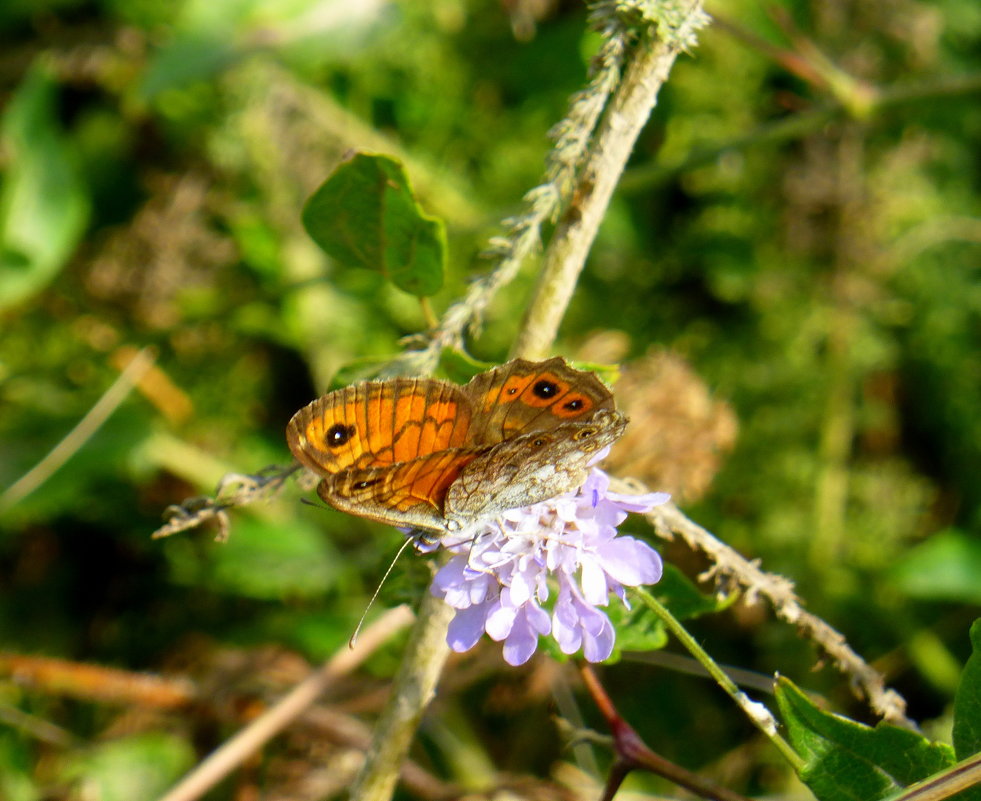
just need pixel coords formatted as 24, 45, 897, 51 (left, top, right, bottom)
563, 398, 584, 411
326, 423, 356, 448
353, 478, 383, 490
533, 379, 558, 398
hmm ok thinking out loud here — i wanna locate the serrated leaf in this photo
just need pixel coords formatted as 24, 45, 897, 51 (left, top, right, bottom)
302, 152, 446, 297
954, 620, 981, 762
0, 62, 89, 310
776, 677, 954, 801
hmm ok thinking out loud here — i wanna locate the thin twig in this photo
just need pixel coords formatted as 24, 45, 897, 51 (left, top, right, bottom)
0, 702, 78, 749
348, 592, 455, 801
631, 588, 803, 770
883, 752, 981, 801
580, 664, 753, 801
155, 605, 414, 801
390, 8, 634, 377
0, 652, 196, 709
150, 464, 302, 542
0, 346, 156, 511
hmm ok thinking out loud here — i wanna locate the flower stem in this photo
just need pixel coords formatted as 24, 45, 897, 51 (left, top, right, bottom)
631, 586, 805, 771
512, 24, 695, 360
580, 664, 753, 801
349, 590, 455, 801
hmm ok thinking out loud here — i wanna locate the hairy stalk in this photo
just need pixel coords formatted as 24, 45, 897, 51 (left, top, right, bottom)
350, 4, 709, 800
627, 492, 915, 729
347, 591, 454, 801
513, 22, 689, 359
392, 8, 632, 377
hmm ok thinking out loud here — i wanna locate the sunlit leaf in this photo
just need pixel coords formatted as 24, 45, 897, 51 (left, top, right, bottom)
776, 677, 954, 801
302, 152, 446, 297
890, 529, 981, 605
953, 620, 981, 763
0, 62, 89, 310
654, 563, 729, 620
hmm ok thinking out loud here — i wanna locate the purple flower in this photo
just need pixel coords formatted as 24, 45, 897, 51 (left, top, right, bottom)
429, 469, 669, 666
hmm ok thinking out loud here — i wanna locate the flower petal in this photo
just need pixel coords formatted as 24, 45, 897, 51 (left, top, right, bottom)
596, 537, 663, 586
485, 601, 516, 641
447, 603, 490, 652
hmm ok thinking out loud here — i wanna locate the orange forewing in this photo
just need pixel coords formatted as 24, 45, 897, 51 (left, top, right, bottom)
286, 379, 472, 476
286, 356, 620, 532
322, 449, 484, 529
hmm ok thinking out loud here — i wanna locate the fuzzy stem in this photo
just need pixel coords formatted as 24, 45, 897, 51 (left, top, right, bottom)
511, 30, 686, 360
350, 6, 709, 799
349, 591, 454, 801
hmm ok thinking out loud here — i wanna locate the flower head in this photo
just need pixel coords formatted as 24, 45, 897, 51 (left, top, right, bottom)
429, 469, 669, 666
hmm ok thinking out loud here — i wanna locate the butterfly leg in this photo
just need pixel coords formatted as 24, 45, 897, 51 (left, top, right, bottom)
462, 517, 513, 575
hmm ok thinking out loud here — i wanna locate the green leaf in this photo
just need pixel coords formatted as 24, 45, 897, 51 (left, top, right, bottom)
604, 565, 722, 662
61, 733, 194, 801
0, 62, 89, 310
776, 677, 954, 801
890, 529, 981, 604
953, 620, 981, 762
438, 349, 497, 384
654, 563, 730, 620
302, 152, 446, 297
608, 600, 668, 656
164, 516, 341, 599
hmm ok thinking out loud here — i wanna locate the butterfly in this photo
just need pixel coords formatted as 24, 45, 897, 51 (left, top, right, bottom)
286, 357, 627, 536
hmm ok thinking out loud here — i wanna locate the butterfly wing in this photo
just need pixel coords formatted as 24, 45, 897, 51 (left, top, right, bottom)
286, 378, 473, 475
464, 357, 616, 446
445, 409, 627, 520
321, 448, 487, 532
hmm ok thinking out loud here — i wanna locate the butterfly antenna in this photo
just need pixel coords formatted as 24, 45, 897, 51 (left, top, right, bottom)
349, 533, 420, 649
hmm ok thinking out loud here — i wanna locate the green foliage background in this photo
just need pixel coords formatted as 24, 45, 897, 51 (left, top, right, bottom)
0, 0, 979, 798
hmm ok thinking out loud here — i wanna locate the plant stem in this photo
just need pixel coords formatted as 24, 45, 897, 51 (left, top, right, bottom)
156, 606, 414, 801
349, 591, 454, 801
882, 751, 981, 801
350, 6, 710, 799
512, 30, 687, 360
631, 587, 805, 771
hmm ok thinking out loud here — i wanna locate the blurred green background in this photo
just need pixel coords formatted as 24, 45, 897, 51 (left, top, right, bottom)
1, 0, 979, 798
